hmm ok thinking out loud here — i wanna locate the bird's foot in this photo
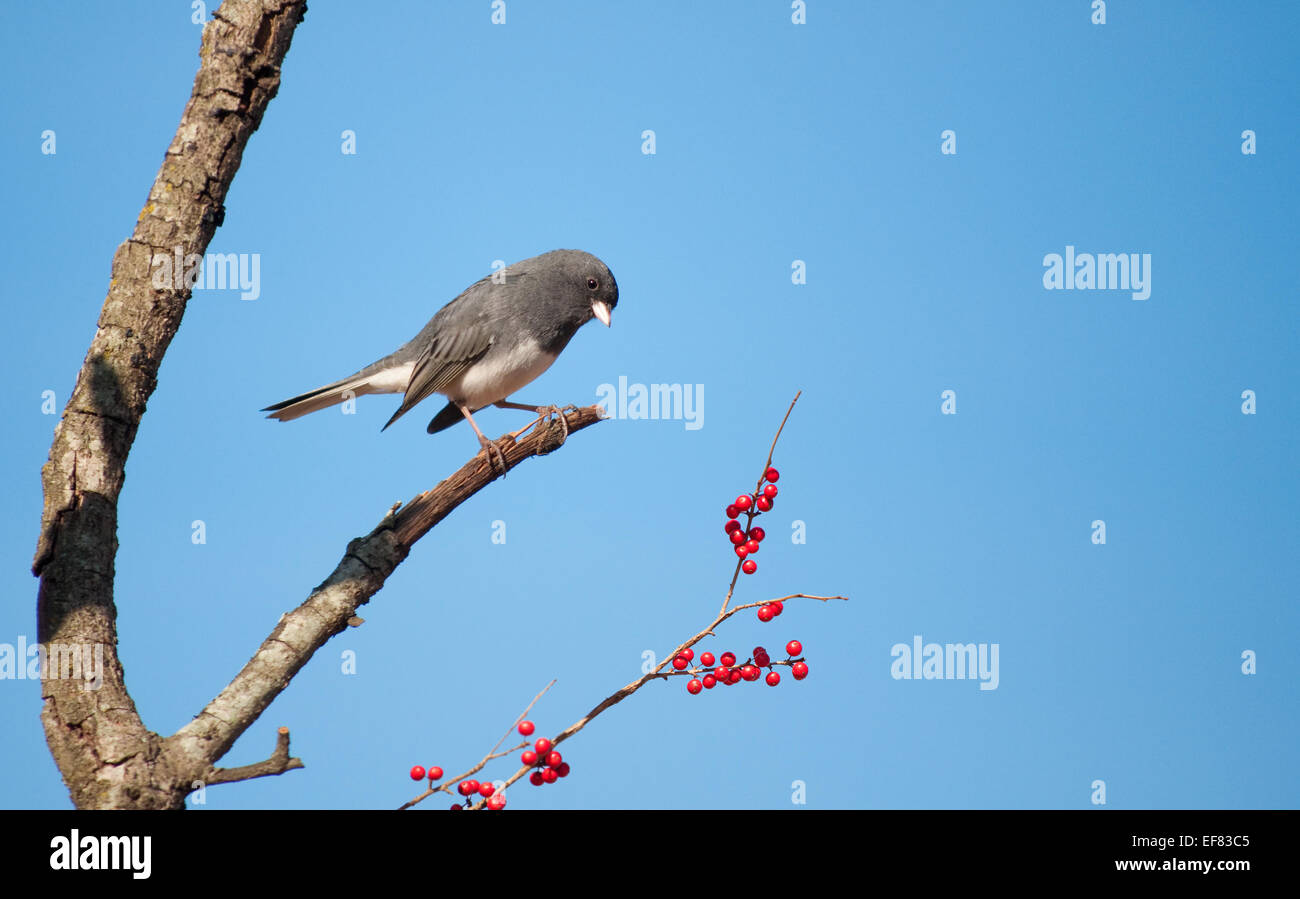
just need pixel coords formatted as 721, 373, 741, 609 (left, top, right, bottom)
507, 404, 576, 444
478, 435, 509, 476
547, 405, 577, 444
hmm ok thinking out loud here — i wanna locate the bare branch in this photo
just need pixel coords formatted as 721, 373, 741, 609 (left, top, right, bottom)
168, 411, 604, 774
205, 727, 304, 786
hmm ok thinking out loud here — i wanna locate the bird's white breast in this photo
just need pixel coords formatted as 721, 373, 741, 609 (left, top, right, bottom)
455, 338, 558, 407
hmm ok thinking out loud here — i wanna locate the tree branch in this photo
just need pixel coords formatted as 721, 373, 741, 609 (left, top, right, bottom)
205, 727, 304, 786
167, 410, 605, 776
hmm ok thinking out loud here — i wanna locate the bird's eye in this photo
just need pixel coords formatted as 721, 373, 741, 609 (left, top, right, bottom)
587, 278, 599, 290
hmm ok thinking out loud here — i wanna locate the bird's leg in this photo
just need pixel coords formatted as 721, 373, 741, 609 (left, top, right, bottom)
458, 402, 507, 475
497, 400, 575, 444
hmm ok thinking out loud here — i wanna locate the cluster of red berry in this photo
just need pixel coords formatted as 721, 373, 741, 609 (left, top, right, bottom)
408, 763, 507, 810
517, 720, 571, 787
724, 467, 780, 575
451, 777, 506, 810
675, 640, 809, 693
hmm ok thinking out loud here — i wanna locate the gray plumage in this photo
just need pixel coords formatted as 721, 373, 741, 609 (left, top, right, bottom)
262, 249, 618, 446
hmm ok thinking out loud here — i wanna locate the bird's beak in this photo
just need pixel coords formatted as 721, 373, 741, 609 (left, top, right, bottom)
592, 300, 613, 327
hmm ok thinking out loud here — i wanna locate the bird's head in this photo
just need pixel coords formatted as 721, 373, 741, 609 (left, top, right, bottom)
536, 249, 618, 328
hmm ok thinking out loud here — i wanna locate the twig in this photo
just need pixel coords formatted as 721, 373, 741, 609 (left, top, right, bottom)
469, 593, 849, 805
205, 727, 304, 786
720, 391, 801, 616
397, 681, 556, 810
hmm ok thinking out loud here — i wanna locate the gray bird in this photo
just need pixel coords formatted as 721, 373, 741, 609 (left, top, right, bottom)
262, 249, 618, 466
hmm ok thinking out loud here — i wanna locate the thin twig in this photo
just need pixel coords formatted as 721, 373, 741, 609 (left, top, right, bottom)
720, 391, 802, 616
397, 681, 556, 810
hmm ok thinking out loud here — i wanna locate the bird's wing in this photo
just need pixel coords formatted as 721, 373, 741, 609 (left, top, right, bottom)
381, 322, 494, 430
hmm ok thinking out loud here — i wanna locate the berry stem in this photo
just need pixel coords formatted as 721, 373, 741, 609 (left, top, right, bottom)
396, 679, 555, 811
720, 391, 802, 616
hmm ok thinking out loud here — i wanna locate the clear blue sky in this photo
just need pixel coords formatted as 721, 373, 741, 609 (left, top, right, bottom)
1, 2, 1296, 809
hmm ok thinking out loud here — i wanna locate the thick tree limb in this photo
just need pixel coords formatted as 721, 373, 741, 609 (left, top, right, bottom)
167, 410, 604, 770
32, 0, 307, 809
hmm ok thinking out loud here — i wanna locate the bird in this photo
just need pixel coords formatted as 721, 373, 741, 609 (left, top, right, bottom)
262, 249, 618, 469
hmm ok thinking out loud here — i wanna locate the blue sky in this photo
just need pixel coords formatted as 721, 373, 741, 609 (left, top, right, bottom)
1, 2, 1296, 809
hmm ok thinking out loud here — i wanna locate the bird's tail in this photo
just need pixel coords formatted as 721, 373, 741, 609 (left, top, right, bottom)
262, 376, 379, 421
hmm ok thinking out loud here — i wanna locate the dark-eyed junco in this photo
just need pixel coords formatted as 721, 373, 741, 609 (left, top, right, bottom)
263, 249, 618, 465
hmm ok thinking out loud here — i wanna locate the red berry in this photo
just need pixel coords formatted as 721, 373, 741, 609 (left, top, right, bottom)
720, 652, 736, 667
792, 661, 809, 680
766, 671, 781, 686
725, 504, 739, 519
546, 751, 563, 768
450, 803, 463, 810
744, 539, 760, 554
714, 666, 729, 680
534, 738, 552, 755
729, 529, 746, 546
725, 519, 742, 534
409, 766, 426, 781
756, 603, 773, 619
748, 527, 766, 542
770, 601, 784, 616
765, 467, 779, 482
753, 647, 771, 666
479, 782, 495, 797
521, 749, 538, 766
743, 560, 758, 575
702, 674, 717, 688
542, 767, 559, 784
700, 652, 715, 667
487, 793, 506, 810
518, 720, 535, 736
458, 780, 478, 796
556, 762, 571, 777
756, 496, 773, 512
786, 640, 803, 656
679, 648, 694, 662
763, 484, 778, 499
687, 678, 703, 694
741, 664, 761, 682
428, 766, 443, 781
728, 669, 743, 684
734, 495, 753, 512
530, 770, 545, 786
672, 656, 689, 670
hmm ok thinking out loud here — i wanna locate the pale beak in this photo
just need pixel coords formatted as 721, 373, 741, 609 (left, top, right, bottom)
592, 300, 613, 327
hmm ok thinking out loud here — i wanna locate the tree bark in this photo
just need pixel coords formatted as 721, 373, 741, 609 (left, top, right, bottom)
33, 0, 308, 809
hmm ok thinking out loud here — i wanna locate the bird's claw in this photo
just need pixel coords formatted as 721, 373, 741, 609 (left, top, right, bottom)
507, 404, 576, 445
479, 437, 508, 476
549, 405, 576, 444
